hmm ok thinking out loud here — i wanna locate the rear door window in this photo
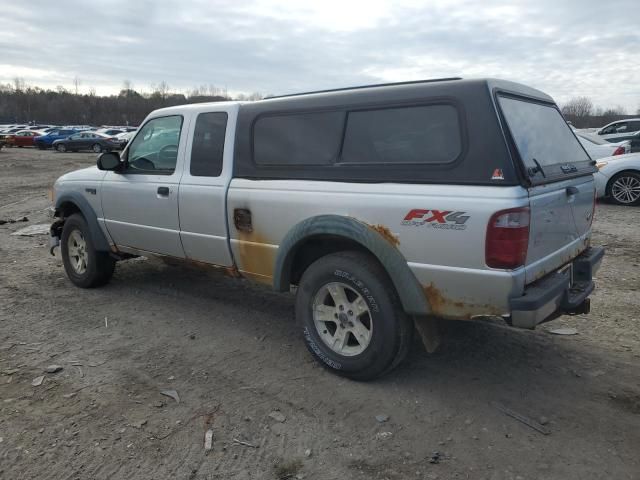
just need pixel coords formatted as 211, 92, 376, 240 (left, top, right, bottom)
341, 105, 462, 164
190, 112, 228, 177
498, 96, 593, 181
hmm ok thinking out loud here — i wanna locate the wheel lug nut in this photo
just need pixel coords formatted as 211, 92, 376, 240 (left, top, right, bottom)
348, 310, 353, 316
339, 305, 344, 311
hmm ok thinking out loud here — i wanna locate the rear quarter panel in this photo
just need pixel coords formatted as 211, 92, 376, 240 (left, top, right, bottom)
227, 180, 529, 319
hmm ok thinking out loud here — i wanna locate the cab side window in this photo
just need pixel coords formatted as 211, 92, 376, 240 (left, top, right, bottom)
190, 112, 228, 177
126, 115, 183, 174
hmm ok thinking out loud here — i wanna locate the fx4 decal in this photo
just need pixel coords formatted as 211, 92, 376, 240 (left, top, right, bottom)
401, 209, 470, 230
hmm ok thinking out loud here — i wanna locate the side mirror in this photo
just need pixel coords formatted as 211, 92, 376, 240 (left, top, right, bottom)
97, 151, 121, 171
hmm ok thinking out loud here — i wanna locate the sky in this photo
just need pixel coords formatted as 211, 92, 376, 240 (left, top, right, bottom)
1, 0, 639, 110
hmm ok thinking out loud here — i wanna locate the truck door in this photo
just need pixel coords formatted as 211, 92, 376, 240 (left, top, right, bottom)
101, 114, 186, 257
178, 108, 235, 266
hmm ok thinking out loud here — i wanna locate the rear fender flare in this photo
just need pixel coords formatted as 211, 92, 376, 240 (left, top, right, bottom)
273, 215, 430, 315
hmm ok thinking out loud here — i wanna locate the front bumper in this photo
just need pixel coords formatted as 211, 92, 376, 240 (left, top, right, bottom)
594, 171, 609, 199
509, 247, 605, 329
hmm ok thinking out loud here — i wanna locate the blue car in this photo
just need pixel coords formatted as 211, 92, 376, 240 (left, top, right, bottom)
34, 129, 79, 149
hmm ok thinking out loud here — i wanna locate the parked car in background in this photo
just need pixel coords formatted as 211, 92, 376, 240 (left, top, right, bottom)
6, 130, 41, 147
0, 126, 29, 135
52, 131, 120, 153
96, 128, 125, 136
33, 129, 79, 149
594, 152, 640, 206
114, 131, 135, 149
575, 131, 629, 159
596, 119, 640, 144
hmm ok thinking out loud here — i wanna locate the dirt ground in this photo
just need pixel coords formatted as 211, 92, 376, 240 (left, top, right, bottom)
1, 147, 639, 480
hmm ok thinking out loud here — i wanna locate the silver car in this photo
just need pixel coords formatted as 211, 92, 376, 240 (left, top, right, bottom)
49, 78, 604, 380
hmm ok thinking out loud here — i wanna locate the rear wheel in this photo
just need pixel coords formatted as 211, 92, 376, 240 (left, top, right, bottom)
296, 251, 413, 380
56, 143, 67, 153
92, 143, 102, 153
608, 171, 640, 206
61, 214, 115, 288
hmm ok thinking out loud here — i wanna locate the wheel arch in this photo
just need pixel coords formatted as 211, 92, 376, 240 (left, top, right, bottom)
55, 192, 111, 251
273, 215, 430, 316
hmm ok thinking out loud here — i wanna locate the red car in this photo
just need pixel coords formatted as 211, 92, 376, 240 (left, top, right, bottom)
7, 130, 41, 147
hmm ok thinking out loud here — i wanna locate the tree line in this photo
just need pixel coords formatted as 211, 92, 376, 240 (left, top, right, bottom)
1, 78, 636, 129
0, 79, 264, 126
560, 96, 639, 129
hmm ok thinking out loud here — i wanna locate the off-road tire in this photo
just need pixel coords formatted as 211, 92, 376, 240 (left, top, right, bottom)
61, 213, 115, 288
296, 250, 413, 381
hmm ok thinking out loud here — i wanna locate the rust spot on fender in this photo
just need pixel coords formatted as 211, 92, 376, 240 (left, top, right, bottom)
368, 223, 400, 247
424, 283, 447, 314
423, 282, 504, 320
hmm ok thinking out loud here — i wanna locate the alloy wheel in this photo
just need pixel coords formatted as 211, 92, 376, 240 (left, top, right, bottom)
312, 281, 373, 356
611, 175, 640, 204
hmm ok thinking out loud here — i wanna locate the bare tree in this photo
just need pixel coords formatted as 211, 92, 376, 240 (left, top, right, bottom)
122, 79, 134, 92
73, 76, 81, 95
13, 77, 26, 92
153, 81, 170, 100
247, 92, 264, 101
561, 97, 593, 118
602, 106, 626, 116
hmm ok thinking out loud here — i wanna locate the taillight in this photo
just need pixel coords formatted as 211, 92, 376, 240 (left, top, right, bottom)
613, 146, 625, 156
486, 207, 530, 269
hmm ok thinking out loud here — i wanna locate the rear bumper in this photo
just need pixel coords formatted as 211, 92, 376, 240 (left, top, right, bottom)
509, 247, 604, 329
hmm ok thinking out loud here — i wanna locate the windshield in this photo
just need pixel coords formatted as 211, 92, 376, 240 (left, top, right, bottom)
498, 96, 590, 175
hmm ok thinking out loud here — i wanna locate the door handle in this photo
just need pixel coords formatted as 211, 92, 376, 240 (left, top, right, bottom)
566, 186, 579, 196
157, 186, 170, 196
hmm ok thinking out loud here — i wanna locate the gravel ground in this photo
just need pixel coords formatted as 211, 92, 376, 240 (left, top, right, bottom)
1, 147, 639, 480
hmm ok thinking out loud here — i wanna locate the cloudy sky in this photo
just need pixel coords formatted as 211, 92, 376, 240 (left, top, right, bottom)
1, 0, 639, 110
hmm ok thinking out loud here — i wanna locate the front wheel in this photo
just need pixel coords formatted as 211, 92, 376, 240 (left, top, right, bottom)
61, 214, 115, 288
92, 143, 102, 153
296, 251, 413, 380
56, 143, 67, 153
608, 171, 640, 206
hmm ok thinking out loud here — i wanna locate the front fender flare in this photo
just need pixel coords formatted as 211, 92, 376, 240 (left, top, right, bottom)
273, 215, 430, 316
55, 192, 111, 252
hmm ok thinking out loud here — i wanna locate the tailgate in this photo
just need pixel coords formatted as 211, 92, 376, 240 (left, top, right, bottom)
526, 175, 594, 284
496, 94, 597, 285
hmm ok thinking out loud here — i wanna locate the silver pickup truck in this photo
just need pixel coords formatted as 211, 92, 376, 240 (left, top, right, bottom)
50, 78, 604, 380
